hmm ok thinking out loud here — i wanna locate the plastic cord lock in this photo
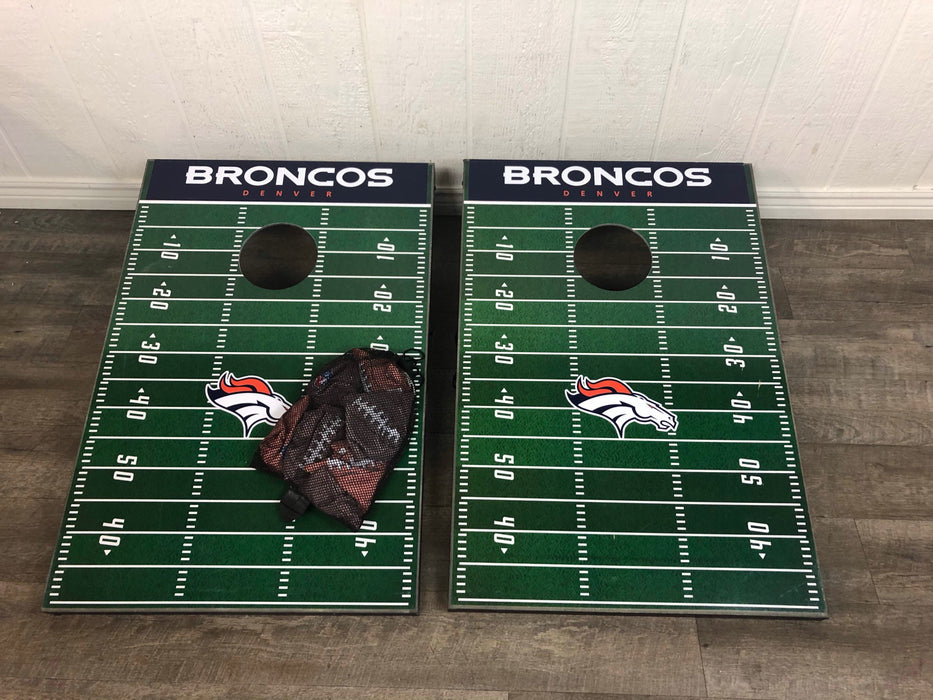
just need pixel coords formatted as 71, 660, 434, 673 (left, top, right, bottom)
279, 489, 311, 522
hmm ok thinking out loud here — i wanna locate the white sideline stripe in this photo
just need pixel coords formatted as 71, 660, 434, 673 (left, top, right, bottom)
140, 199, 427, 208
454, 598, 817, 610
463, 435, 788, 444
463, 200, 757, 208
462, 529, 805, 539
462, 562, 809, 573
461, 497, 799, 507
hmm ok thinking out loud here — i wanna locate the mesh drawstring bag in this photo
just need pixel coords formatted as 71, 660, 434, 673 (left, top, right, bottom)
251, 347, 420, 530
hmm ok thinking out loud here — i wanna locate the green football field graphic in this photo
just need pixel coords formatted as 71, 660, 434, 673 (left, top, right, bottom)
451, 161, 826, 616
44, 160, 432, 612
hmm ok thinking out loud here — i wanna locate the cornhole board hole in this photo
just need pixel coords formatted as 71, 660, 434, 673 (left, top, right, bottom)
44, 159, 432, 613
450, 160, 825, 617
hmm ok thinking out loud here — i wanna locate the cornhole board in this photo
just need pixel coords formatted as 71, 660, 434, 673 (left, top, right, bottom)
450, 160, 826, 617
44, 159, 432, 612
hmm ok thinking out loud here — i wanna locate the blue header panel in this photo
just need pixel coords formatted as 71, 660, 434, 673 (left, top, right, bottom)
464, 160, 754, 205
143, 160, 433, 204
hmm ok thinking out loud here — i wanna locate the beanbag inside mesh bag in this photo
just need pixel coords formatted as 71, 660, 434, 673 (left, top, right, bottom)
251, 348, 418, 530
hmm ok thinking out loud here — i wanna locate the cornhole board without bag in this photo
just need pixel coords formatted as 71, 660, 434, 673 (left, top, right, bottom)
44, 159, 432, 613
450, 159, 826, 617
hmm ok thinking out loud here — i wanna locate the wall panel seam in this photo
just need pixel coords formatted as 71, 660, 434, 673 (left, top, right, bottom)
915, 151, 933, 190
38, 3, 119, 175
465, 1, 473, 159
139, 0, 198, 157
557, 0, 581, 159
246, 0, 290, 158
0, 120, 29, 178
357, 0, 381, 157
742, 0, 804, 163
825, 0, 915, 190
650, 0, 690, 159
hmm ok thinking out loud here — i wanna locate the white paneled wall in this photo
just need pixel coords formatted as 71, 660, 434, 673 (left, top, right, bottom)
1, 0, 931, 216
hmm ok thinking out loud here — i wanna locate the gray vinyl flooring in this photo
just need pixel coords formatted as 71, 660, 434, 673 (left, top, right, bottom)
0, 209, 930, 699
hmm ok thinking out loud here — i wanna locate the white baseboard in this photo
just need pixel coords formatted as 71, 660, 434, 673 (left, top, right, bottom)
0, 178, 142, 211
756, 189, 933, 219
1, 178, 931, 219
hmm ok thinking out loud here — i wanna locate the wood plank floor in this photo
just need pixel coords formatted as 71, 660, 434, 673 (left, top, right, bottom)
0, 209, 930, 699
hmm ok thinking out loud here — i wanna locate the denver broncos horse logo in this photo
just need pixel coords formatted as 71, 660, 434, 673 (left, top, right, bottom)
205, 372, 290, 437
566, 376, 677, 438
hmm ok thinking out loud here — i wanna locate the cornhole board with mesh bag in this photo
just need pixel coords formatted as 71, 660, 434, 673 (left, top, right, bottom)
450, 160, 826, 617
44, 159, 432, 613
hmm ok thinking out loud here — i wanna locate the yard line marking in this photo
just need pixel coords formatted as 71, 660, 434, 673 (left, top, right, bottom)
465, 323, 773, 330
83, 377, 308, 383
470, 298, 767, 305
140, 199, 426, 208
466, 274, 760, 280
468, 226, 756, 232
109, 350, 415, 356
73, 498, 412, 505
464, 465, 795, 475
135, 246, 422, 254
455, 598, 818, 610
464, 200, 758, 208
123, 297, 421, 304
68, 530, 409, 537
463, 378, 780, 386
464, 351, 775, 358
48, 600, 411, 607
463, 404, 784, 414
128, 273, 422, 280
462, 562, 811, 573
81, 465, 414, 473
463, 435, 789, 444
140, 226, 424, 232
117, 323, 420, 329
461, 496, 801, 507
461, 529, 808, 539
470, 248, 758, 255
60, 564, 408, 570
